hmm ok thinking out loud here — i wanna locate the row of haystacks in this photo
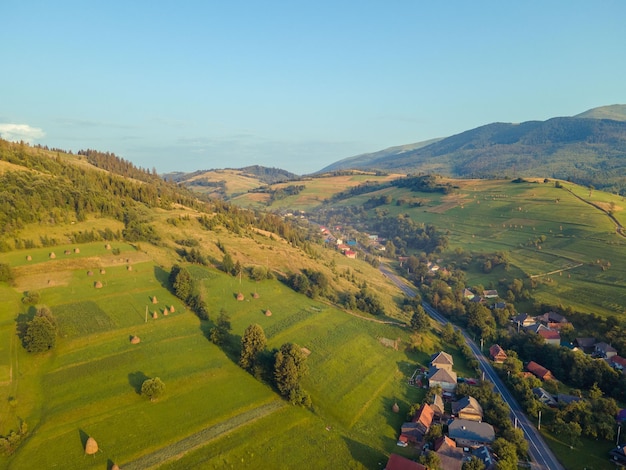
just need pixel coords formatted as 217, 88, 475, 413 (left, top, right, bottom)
27, 243, 119, 262
235, 292, 271, 316
236, 291, 261, 301
151, 306, 176, 318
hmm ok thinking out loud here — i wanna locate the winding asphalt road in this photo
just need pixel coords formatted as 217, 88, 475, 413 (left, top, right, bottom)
379, 264, 565, 470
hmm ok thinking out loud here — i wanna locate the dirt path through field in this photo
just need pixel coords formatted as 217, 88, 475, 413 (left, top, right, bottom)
121, 400, 285, 470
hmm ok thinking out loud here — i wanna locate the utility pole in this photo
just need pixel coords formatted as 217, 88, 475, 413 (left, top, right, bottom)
617, 425, 622, 446
538, 410, 542, 430
145, 305, 148, 323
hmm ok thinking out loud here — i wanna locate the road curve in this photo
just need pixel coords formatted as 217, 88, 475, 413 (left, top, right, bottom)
380, 264, 565, 470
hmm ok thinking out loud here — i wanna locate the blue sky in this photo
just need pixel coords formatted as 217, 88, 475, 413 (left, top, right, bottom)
1, 1, 625, 174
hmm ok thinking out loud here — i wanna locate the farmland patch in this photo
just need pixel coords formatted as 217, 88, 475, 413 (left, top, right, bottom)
54, 301, 116, 337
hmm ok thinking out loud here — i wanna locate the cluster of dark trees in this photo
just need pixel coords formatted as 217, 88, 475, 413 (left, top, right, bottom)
169, 265, 209, 321
239, 324, 311, 406
286, 269, 331, 300
238, 165, 298, 184
0, 263, 13, 284
18, 306, 57, 353
327, 181, 391, 203
392, 174, 456, 194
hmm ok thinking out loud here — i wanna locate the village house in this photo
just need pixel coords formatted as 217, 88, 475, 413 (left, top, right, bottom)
537, 328, 561, 346
511, 313, 536, 328
463, 288, 475, 300
526, 361, 556, 381
595, 342, 618, 359
610, 355, 626, 372
525, 323, 561, 346
489, 344, 507, 363
448, 419, 495, 448
536, 311, 568, 325
431, 394, 445, 418
427, 367, 457, 393
432, 435, 465, 470
452, 396, 484, 422
399, 403, 434, 446
428, 351, 457, 392
532, 387, 558, 407
472, 445, 495, 468
344, 250, 357, 259
412, 403, 435, 435
385, 453, 427, 470
430, 351, 454, 371
574, 337, 596, 353
483, 289, 498, 299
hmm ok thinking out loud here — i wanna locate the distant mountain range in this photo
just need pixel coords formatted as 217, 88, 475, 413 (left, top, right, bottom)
320, 105, 626, 192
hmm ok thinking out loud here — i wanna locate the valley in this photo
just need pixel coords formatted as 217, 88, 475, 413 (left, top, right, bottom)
1, 139, 626, 469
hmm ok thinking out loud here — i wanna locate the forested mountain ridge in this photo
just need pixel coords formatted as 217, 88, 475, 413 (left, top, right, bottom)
321, 107, 626, 193
0, 139, 205, 247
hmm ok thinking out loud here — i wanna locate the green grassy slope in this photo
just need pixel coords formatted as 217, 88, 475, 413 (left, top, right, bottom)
0, 244, 456, 469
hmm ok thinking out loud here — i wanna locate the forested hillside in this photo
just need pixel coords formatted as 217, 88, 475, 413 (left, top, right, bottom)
322, 116, 626, 193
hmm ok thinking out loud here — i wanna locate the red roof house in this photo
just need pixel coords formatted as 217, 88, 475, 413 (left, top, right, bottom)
526, 361, 555, 381
385, 454, 427, 470
489, 344, 507, 363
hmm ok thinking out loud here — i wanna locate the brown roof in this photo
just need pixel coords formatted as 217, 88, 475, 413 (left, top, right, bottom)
433, 435, 456, 452
385, 454, 427, 470
430, 351, 454, 367
538, 329, 561, 341
611, 356, 626, 368
412, 403, 435, 429
489, 344, 507, 359
526, 361, 555, 380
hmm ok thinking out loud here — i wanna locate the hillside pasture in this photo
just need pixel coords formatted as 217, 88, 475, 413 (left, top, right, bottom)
364, 179, 626, 317
0, 245, 431, 469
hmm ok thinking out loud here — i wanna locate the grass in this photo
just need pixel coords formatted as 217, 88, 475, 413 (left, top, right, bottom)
336, 178, 626, 318
541, 431, 616, 470
0, 242, 436, 470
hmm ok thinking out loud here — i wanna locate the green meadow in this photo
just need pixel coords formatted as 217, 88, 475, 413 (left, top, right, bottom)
0, 242, 459, 469
327, 178, 626, 317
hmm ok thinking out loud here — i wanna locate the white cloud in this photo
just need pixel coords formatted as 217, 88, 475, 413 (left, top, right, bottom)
0, 123, 45, 143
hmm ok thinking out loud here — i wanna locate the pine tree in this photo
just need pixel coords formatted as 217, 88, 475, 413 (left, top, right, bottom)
239, 324, 266, 371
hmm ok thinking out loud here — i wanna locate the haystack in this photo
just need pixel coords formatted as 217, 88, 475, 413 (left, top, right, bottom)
265, 309, 272, 317
152, 311, 158, 319
392, 402, 400, 413
127, 265, 133, 271
64, 250, 71, 255
100, 269, 106, 274
111, 464, 120, 470
169, 305, 175, 313
87, 270, 94, 276
130, 335, 141, 344
236, 292, 244, 301
26, 255, 32, 261
253, 292, 260, 299
94, 281, 103, 289
163, 308, 169, 316
84, 436, 98, 455
105, 243, 112, 250
74, 248, 80, 254
152, 296, 158, 304
49, 252, 56, 259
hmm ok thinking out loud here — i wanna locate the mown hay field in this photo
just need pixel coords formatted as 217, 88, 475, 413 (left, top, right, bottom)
0, 242, 445, 469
